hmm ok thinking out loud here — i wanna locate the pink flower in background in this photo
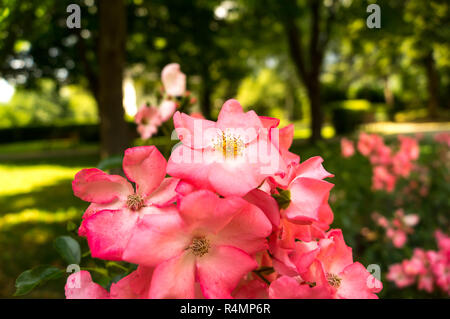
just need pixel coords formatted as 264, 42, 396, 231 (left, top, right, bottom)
122, 190, 272, 298
340, 138, 355, 158
398, 136, 419, 161
357, 133, 382, 156
387, 264, 415, 288
134, 63, 193, 140
387, 230, 450, 295
72, 146, 178, 261
370, 142, 392, 166
392, 152, 414, 177
387, 228, 407, 248
372, 165, 396, 192
434, 132, 450, 147
135, 104, 162, 139
435, 230, 450, 259
161, 63, 186, 97
158, 99, 178, 122
372, 209, 419, 248
373, 213, 389, 228
355, 133, 421, 192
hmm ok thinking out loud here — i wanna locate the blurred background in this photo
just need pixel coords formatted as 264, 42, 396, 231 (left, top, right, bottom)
0, 0, 449, 298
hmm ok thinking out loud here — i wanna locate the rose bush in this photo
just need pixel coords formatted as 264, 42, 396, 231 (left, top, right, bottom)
63, 97, 382, 299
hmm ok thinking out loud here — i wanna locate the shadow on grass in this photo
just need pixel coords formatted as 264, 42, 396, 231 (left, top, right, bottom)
0, 168, 93, 298
0, 153, 100, 168
0, 179, 86, 216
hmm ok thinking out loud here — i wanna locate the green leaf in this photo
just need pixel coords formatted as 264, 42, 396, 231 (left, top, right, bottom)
54, 236, 81, 265
14, 266, 63, 296
272, 189, 291, 210
97, 155, 123, 171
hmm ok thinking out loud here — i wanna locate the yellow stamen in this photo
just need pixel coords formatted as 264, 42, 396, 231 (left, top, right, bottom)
213, 131, 245, 158
126, 193, 144, 211
189, 237, 210, 257
326, 273, 342, 288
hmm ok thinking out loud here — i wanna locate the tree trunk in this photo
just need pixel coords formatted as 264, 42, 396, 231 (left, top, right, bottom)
285, 76, 301, 121
423, 50, 439, 119
283, 0, 327, 143
201, 73, 212, 120
307, 77, 322, 142
98, 0, 130, 158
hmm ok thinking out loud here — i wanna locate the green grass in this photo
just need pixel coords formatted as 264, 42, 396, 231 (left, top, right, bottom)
0, 154, 98, 298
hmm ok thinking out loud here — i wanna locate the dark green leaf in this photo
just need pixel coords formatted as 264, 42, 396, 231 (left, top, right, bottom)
97, 155, 123, 171
272, 189, 291, 210
54, 236, 81, 265
14, 266, 63, 296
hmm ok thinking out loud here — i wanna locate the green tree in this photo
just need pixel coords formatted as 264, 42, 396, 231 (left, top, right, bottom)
0, 0, 130, 157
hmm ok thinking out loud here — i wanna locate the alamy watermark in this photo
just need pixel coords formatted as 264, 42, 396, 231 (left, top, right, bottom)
366, 4, 381, 29
66, 4, 81, 29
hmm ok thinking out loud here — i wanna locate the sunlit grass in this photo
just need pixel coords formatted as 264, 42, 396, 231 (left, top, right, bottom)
0, 164, 85, 196
292, 122, 336, 139
0, 154, 97, 298
0, 208, 79, 230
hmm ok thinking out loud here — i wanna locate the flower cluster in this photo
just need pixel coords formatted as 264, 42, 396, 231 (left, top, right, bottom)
372, 210, 420, 248
134, 63, 197, 139
396, 165, 430, 205
387, 230, 450, 295
434, 132, 450, 148
66, 99, 382, 299
341, 133, 420, 192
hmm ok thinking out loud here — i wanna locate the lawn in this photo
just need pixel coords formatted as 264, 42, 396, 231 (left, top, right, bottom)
0, 152, 99, 298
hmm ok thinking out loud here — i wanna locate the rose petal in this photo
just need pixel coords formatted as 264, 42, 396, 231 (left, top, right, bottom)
149, 252, 196, 299
213, 201, 272, 254
122, 209, 190, 267
84, 209, 139, 261
65, 271, 109, 299
179, 190, 245, 234
122, 146, 167, 198
197, 245, 258, 299
72, 168, 133, 204
244, 188, 280, 228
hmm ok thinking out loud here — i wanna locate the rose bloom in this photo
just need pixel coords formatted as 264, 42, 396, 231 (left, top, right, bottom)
340, 138, 355, 158
159, 99, 178, 122
372, 165, 396, 192
72, 146, 178, 261
167, 99, 286, 197
135, 104, 162, 139
122, 190, 272, 298
357, 133, 382, 156
161, 63, 186, 97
